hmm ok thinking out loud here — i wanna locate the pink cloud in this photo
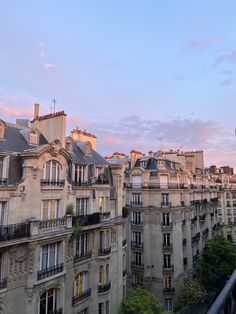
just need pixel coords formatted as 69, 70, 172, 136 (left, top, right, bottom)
183, 36, 222, 53
102, 135, 120, 145
44, 63, 57, 70
215, 50, 236, 65
0, 101, 33, 117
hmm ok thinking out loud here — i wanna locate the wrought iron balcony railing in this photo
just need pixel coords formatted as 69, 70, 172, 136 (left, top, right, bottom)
98, 247, 111, 256
0, 223, 30, 242
37, 263, 63, 280
74, 251, 92, 263
41, 179, 65, 187
72, 288, 91, 305
98, 282, 111, 293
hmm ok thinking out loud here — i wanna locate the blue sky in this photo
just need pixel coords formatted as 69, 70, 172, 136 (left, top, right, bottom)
1, 1, 236, 166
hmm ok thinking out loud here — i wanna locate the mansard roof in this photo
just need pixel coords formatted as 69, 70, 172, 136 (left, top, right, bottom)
71, 141, 109, 166
0, 122, 48, 153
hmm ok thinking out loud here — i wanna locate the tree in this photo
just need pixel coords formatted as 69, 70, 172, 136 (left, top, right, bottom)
120, 287, 167, 314
198, 235, 236, 288
179, 279, 206, 313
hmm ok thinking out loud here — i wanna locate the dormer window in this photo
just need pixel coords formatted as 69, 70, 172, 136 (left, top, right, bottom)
140, 161, 146, 168
29, 129, 38, 145
0, 121, 6, 139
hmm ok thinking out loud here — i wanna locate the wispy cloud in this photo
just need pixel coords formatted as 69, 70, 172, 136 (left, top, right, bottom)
219, 78, 235, 87
0, 101, 33, 117
215, 50, 236, 65
39, 51, 47, 59
44, 63, 57, 70
183, 36, 222, 53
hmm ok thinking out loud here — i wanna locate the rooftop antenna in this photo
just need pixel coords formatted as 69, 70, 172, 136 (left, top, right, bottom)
159, 137, 164, 150
52, 98, 56, 113
49, 104, 52, 113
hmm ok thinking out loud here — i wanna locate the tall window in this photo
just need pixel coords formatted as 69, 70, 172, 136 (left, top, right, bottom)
0, 202, 7, 225
132, 212, 142, 224
74, 164, 87, 184
0, 252, 6, 282
132, 231, 142, 244
44, 161, 60, 181
133, 252, 142, 266
163, 233, 171, 246
132, 193, 142, 206
75, 271, 89, 296
99, 230, 110, 250
163, 213, 171, 225
0, 158, 3, 179
41, 243, 59, 270
162, 193, 169, 206
39, 288, 58, 314
165, 298, 173, 312
98, 264, 109, 286
76, 198, 89, 215
42, 200, 59, 220
98, 197, 104, 212
164, 276, 172, 289
76, 233, 89, 257
132, 272, 143, 286
163, 254, 171, 269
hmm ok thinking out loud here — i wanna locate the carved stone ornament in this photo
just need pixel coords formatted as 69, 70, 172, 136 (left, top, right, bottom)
131, 169, 142, 176
31, 166, 40, 179
50, 139, 62, 157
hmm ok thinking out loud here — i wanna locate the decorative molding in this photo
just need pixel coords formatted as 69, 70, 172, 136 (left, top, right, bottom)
50, 139, 62, 157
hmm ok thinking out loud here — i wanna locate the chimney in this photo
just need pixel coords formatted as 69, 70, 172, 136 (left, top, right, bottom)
34, 103, 40, 119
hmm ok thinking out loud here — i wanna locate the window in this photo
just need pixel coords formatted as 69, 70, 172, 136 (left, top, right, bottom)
98, 197, 104, 212
0, 252, 6, 285
132, 193, 142, 206
132, 211, 142, 224
42, 200, 59, 220
164, 276, 172, 289
39, 288, 58, 314
163, 254, 171, 269
0, 158, 3, 179
227, 201, 231, 207
162, 193, 170, 206
76, 198, 89, 215
76, 233, 89, 257
99, 230, 110, 250
74, 164, 87, 184
99, 303, 104, 314
163, 233, 171, 246
163, 213, 171, 226
165, 298, 173, 312
29, 129, 38, 145
133, 252, 142, 266
98, 264, 109, 286
106, 301, 109, 314
44, 161, 60, 181
41, 243, 59, 270
75, 271, 89, 296
132, 231, 142, 244
0, 202, 7, 225
132, 272, 143, 286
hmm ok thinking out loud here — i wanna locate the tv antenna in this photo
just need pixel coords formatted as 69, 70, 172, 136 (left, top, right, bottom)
52, 98, 56, 113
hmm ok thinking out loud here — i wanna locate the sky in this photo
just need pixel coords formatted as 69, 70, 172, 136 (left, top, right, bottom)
1, 1, 236, 166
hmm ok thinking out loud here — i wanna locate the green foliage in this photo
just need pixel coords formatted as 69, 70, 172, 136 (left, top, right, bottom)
179, 279, 206, 309
71, 221, 81, 239
198, 235, 236, 288
66, 203, 74, 215
120, 287, 167, 314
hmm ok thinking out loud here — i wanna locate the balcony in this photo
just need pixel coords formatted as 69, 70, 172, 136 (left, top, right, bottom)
39, 217, 66, 231
212, 223, 221, 232
162, 244, 173, 251
161, 202, 172, 208
161, 223, 173, 230
98, 247, 111, 256
123, 269, 127, 277
40, 179, 65, 187
37, 263, 63, 281
72, 288, 91, 305
130, 202, 143, 208
0, 277, 7, 289
163, 265, 174, 273
191, 232, 200, 244
98, 282, 111, 293
0, 222, 30, 242
210, 197, 219, 203
122, 239, 127, 247
100, 212, 111, 220
131, 241, 144, 249
94, 177, 109, 185
72, 213, 100, 226
131, 261, 144, 270
72, 181, 88, 187
163, 287, 175, 293
202, 228, 209, 239
74, 251, 92, 263
192, 253, 199, 263
131, 221, 143, 228
199, 214, 206, 223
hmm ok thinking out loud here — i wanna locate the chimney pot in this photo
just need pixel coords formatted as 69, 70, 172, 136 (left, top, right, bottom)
34, 103, 40, 119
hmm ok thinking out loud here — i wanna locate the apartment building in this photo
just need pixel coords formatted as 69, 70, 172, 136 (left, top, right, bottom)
0, 105, 127, 314
119, 149, 221, 312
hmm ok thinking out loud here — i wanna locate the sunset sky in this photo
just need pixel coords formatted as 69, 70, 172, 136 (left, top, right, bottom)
1, 1, 236, 166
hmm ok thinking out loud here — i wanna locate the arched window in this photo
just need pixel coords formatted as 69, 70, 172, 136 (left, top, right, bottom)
75, 271, 89, 296
98, 264, 109, 286
39, 288, 59, 314
44, 160, 60, 181
0, 121, 5, 139
29, 129, 38, 145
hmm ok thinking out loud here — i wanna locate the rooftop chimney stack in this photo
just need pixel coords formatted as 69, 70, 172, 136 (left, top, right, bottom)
34, 103, 40, 119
